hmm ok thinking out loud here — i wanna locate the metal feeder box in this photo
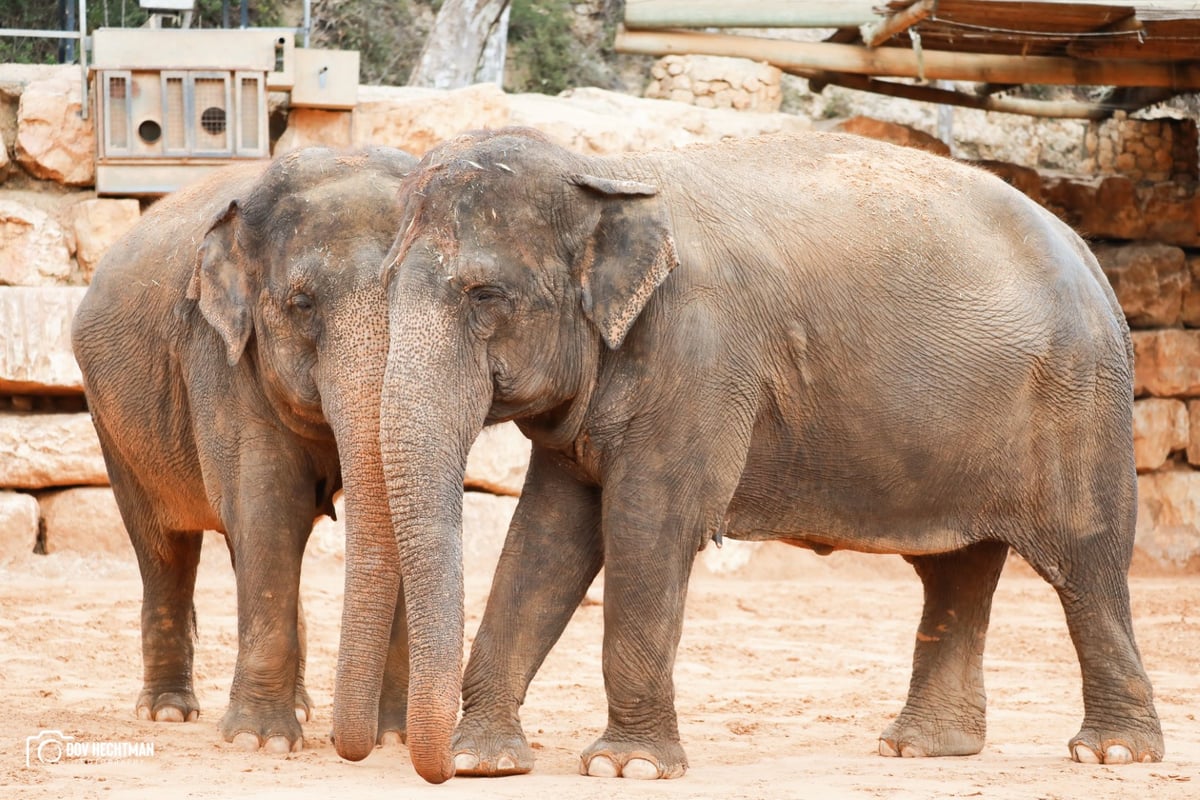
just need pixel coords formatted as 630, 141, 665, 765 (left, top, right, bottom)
90, 29, 359, 196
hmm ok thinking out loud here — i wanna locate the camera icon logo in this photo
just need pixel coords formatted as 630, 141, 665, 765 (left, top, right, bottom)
25, 730, 74, 767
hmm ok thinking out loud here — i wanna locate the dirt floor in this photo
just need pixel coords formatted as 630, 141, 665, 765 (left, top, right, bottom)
1, 538, 1197, 800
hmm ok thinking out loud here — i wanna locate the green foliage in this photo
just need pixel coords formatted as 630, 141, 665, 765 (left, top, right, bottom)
310, 0, 431, 85
0, 1, 285, 65
505, 0, 582, 95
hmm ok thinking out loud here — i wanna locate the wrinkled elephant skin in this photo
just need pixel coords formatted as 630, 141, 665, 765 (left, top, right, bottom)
73, 148, 415, 754
366, 128, 1163, 781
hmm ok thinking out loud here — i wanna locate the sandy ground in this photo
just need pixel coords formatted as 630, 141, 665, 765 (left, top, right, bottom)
1, 538, 1197, 800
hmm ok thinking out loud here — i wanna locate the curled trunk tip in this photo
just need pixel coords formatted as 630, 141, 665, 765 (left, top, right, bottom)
331, 721, 378, 762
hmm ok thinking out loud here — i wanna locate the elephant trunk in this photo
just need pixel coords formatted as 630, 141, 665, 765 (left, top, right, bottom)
324, 317, 400, 762
378, 298, 485, 784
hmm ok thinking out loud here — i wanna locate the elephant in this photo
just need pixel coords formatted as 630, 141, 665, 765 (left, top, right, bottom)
72, 146, 415, 753
333, 126, 1165, 783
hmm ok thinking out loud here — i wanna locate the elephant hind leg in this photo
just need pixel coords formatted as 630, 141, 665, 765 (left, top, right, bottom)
1020, 539, 1163, 764
132, 523, 205, 724
880, 540, 1008, 759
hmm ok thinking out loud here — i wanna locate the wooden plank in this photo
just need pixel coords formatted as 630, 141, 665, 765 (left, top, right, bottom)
807, 70, 1114, 118
1068, 18, 1200, 58
928, 0, 1135, 32
614, 25, 1200, 87
623, 0, 882, 30
863, 0, 936, 47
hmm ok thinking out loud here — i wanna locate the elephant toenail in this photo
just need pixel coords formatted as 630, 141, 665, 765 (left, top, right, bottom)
155, 707, 185, 723
1104, 745, 1132, 764
623, 758, 660, 779
379, 731, 404, 747
454, 753, 480, 773
294, 707, 310, 723
265, 735, 294, 754
137, 706, 153, 721
232, 732, 261, 751
1072, 743, 1101, 764
585, 755, 619, 777
878, 739, 899, 757
497, 755, 516, 771
900, 743, 927, 758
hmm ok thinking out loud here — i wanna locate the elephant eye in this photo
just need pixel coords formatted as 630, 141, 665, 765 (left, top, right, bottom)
466, 285, 508, 305
290, 292, 314, 311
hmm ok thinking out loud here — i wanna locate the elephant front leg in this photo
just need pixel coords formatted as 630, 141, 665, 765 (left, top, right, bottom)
134, 526, 204, 724
880, 541, 1007, 758
579, 497, 701, 780
219, 486, 311, 753
453, 449, 603, 776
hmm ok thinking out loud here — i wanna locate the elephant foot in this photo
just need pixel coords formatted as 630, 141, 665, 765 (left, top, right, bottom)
580, 737, 687, 780
220, 703, 305, 753
377, 701, 407, 747
879, 713, 985, 758
1069, 721, 1163, 764
136, 688, 200, 723
451, 720, 533, 776
294, 686, 314, 724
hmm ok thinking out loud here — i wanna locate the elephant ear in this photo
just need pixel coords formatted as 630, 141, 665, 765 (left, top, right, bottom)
187, 201, 253, 366
571, 173, 679, 350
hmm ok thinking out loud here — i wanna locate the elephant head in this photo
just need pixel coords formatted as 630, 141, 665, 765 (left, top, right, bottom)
360, 128, 677, 782
186, 147, 415, 761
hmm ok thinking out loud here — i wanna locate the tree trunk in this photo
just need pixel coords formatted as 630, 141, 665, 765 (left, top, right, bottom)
409, 0, 512, 89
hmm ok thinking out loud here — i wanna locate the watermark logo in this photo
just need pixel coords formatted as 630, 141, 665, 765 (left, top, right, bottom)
25, 730, 154, 767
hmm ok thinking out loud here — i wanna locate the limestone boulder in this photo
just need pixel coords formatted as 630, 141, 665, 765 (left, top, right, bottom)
37, 486, 131, 557
0, 287, 87, 394
67, 198, 141, 279
1136, 469, 1200, 570
831, 116, 950, 157
1094, 242, 1188, 328
15, 73, 95, 187
0, 125, 10, 179
0, 490, 39, 561
508, 87, 809, 156
1133, 398, 1190, 472
1132, 329, 1200, 398
1184, 254, 1200, 328
0, 199, 72, 286
1189, 401, 1200, 467
308, 491, 518, 587
353, 83, 511, 156
462, 492, 519, 586
276, 109, 354, 154
465, 422, 530, 496
1043, 175, 1199, 248
0, 412, 108, 489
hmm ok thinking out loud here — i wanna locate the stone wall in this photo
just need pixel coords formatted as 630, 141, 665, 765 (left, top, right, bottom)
643, 55, 783, 113
1083, 115, 1199, 183
1, 63, 1198, 572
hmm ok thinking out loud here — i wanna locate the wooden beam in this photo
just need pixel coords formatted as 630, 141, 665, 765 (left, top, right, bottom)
862, 0, 935, 48
804, 71, 1114, 119
613, 26, 1200, 88
623, 0, 882, 30
1067, 35, 1200, 61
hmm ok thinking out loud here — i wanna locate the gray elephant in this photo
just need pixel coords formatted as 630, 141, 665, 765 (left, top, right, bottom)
334, 127, 1165, 783
72, 147, 415, 753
